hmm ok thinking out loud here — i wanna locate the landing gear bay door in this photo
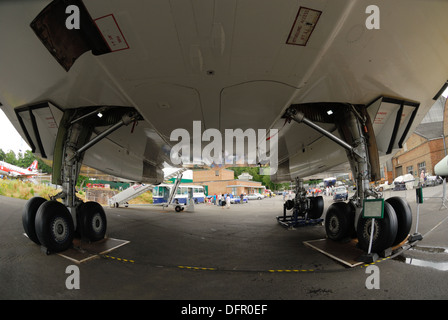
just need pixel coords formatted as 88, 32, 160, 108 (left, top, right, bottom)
367, 96, 419, 156
15, 102, 64, 160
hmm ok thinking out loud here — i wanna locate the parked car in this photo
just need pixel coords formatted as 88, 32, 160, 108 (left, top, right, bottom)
247, 193, 263, 200
229, 194, 248, 204
393, 174, 415, 190
376, 180, 394, 192
333, 186, 348, 201
423, 175, 443, 187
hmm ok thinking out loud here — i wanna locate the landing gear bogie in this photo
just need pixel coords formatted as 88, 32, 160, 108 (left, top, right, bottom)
23, 197, 108, 253
21, 108, 140, 254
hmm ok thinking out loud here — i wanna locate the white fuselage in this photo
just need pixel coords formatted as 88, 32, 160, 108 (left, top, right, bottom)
0, 161, 37, 177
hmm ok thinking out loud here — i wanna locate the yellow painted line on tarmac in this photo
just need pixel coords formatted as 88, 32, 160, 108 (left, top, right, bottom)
178, 266, 217, 271
103, 254, 135, 264
177, 265, 316, 273
100, 254, 392, 271
359, 257, 391, 268
268, 269, 315, 273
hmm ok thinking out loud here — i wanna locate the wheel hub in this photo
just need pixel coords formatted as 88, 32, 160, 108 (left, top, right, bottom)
52, 217, 69, 243
329, 216, 340, 233
91, 213, 103, 233
362, 219, 379, 243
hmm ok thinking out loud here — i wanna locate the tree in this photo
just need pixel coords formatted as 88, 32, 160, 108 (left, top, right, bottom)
77, 175, 89, 188
17, 150, 35, 168
228, 166, 287, 190
36, 158, 52, 174
5, 150, 17, 165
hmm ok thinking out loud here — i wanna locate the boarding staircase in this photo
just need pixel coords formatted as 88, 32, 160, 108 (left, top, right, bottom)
108, 167, 188, 207
164, 168, 188, 207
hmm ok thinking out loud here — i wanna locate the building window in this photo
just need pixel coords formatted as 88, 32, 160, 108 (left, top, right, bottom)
215, 170, 220, 177
380, 166, 385, 179
406, 166, 413, 175
418, 162, 426, 174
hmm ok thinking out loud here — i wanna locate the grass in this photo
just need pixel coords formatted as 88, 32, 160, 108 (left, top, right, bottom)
0, 179, 153, 204
0, 179, 60, 200
128, 190, 153, 204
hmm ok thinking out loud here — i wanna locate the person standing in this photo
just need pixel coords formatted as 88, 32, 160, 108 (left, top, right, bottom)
420, 169, 425, 186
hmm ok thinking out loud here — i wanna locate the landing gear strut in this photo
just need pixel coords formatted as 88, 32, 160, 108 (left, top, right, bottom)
284, 103, 412, 254
22, 107, 140, 253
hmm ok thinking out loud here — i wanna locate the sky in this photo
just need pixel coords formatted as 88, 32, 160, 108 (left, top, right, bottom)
0, 109, 31, 156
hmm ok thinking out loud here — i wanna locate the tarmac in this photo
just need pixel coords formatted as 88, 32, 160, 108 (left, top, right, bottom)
1, 184, 448, 305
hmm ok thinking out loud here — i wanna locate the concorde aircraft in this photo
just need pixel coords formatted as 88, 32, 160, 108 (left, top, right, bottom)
1, 0, 448, 254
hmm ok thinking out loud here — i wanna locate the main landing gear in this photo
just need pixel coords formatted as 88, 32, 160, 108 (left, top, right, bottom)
22, 107, 140, 254
283, 103, 413, 255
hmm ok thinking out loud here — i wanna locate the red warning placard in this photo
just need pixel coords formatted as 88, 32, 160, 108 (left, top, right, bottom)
286, 7, 322, 46
94, 14, 130, 52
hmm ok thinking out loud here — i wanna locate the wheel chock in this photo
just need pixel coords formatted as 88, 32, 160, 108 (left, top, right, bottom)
40, 245, 51, 255
409, 232, 423, 242
357, 252, 379, 263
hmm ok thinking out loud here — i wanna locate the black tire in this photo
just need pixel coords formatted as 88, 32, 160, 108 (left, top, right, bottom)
357, 202, 398, 253
325, 202, 355, 241
309, 196, 324, 219
22, 197, 47, 245
35, 201, 74, 253
385, 197, 412, 246
79, 202, 107, 242
175, 205, 182, 212
284, 200, 294, 210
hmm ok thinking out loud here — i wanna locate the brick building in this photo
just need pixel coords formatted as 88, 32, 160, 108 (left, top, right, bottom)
391, 96, 447, 179
192, 167, 264, 196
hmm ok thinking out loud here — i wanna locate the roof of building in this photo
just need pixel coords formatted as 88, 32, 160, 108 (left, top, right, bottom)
414, 121, 444, 140
414, 96, 446, 140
